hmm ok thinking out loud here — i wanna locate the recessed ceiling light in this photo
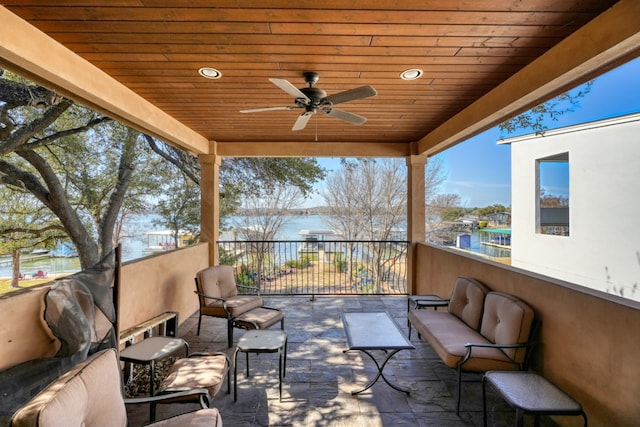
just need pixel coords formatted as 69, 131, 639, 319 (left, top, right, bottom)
400, 68, 423, 80
198, 67, 222, 79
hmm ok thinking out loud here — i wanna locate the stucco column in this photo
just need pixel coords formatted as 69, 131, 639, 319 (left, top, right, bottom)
407, 155, 427, 295
199, 144, 221, 266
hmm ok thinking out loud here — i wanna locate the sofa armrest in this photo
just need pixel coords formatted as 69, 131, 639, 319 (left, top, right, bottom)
461, 341, 537, 368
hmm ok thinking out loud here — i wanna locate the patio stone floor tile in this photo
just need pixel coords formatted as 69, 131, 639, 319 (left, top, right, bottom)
126, 296, 559, 426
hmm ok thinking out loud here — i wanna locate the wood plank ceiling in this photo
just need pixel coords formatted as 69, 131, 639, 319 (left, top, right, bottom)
3, 1, 618, 148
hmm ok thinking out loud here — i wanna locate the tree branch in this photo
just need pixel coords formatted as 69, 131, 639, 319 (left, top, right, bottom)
144, 134, 200, 184
0, 98, 73, 155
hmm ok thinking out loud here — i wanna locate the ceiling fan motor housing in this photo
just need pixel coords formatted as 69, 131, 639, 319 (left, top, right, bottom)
298, 87, 329, 110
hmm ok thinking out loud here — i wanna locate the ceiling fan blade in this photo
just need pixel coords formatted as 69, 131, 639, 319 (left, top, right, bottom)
292, 112, 314, 131
269, 78, 311, 101
323, 108, 367, 125
240, 106, 295, 113
323, 86, 377, 105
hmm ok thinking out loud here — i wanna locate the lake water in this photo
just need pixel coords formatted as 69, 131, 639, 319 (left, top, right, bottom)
1, 214, 508, 277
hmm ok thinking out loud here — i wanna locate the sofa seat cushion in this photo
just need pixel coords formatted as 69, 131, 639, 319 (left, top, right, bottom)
408, 310, 520, 372
160, 354, 228, 398
11, 349, 127, 427
149, 408, 222, 427
202, 295, 264, 317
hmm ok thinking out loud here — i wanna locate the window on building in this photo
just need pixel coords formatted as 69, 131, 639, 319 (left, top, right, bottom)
537, 153, 569, 235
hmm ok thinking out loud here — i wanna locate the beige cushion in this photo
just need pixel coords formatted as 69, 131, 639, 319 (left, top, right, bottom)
12, 348, 127, 427
196, 265, 264, 317
447, 277, 490, 330
148, 408, 222, 427
201, 295, 264, 317
233, 307, 284, 329
480, 292, 535, 363
196, 265, 238, 299
160, 354, 228, 398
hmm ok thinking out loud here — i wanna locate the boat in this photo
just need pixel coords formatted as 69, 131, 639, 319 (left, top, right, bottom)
297, 230, 346, 263
479, 228, 512, 249
144, 230, 194, 253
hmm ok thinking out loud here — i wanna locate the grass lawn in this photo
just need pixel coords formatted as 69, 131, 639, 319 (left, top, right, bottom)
0, 276, 66, 295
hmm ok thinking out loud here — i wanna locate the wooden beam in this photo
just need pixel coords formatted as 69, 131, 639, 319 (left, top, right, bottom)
417, 0, 640, 156
216, 141, 411, 158
0, 6, 210, 155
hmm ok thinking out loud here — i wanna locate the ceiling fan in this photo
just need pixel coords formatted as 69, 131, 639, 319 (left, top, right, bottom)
240, 72, 377, 131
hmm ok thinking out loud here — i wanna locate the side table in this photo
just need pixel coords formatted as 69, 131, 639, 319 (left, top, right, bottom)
120, 336, 189, 420
407, 294, 449, 312
233, 330, 287, 402
483, 371, 587, 427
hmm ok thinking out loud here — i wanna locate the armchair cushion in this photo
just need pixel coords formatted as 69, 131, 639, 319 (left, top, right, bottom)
197, 265, 237, 299
11, 349, 127, 427
12, 349, 224, 427
160, 353, 229, 399
200, 295, 264, 317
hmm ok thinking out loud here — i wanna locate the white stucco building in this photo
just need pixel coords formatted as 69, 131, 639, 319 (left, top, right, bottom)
500, 113, 640, 301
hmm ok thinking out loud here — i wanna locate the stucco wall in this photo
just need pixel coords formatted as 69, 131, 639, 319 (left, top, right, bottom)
118, 243, 209, 335
0, 286, 58, 370
415, 243, 640, 426
0, 243, 209, 371
506, 113, 640, 301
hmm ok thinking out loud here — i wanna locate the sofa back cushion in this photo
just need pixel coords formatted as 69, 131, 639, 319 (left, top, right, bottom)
11, 348, 127, 427
196, 265, 238, 300
480, 292, 535, 362
448, 277, 490, 330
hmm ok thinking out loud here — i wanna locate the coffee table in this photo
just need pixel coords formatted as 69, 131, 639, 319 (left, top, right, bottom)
342, 311, 415, 395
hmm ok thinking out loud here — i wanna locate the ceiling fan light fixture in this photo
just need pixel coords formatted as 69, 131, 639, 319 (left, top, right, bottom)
400, 68, 423, 80
198, 67, 221, 79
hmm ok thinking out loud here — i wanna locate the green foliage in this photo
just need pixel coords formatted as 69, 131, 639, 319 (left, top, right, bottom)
153, 173, 201, 245
333, 252, 347, 273
475, 204, 509, 217
478, 221, 488, 229
285, 256, 311, 269
235, 264, 255, 288
499, 81, 593, 136
440, 207, 467, 222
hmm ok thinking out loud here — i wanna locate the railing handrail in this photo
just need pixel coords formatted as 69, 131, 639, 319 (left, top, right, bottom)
217, 239, 408, 297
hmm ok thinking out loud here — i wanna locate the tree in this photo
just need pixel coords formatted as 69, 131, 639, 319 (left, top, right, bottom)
1, 70, 326, 275
498, 82, 593, 136
424, 156, 447, 205
154, 172, 201, 248
321, 159, 406, 292
233, 183, 305, 290
146, 138, 326, 223
0, 187, 66, 287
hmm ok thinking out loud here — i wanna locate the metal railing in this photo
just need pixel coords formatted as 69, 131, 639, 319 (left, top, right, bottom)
217, 240, 408, 296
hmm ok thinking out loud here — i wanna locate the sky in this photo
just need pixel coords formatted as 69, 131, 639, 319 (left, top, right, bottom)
304, 56, 640, 208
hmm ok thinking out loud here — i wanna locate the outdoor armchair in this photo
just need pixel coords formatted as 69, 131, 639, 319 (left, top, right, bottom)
11, 348, 222, 426
195, 265, 284, 347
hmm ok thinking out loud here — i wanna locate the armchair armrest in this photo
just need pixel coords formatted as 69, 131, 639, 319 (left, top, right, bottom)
124, 387, 212, 408
194, 291, 226, 303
